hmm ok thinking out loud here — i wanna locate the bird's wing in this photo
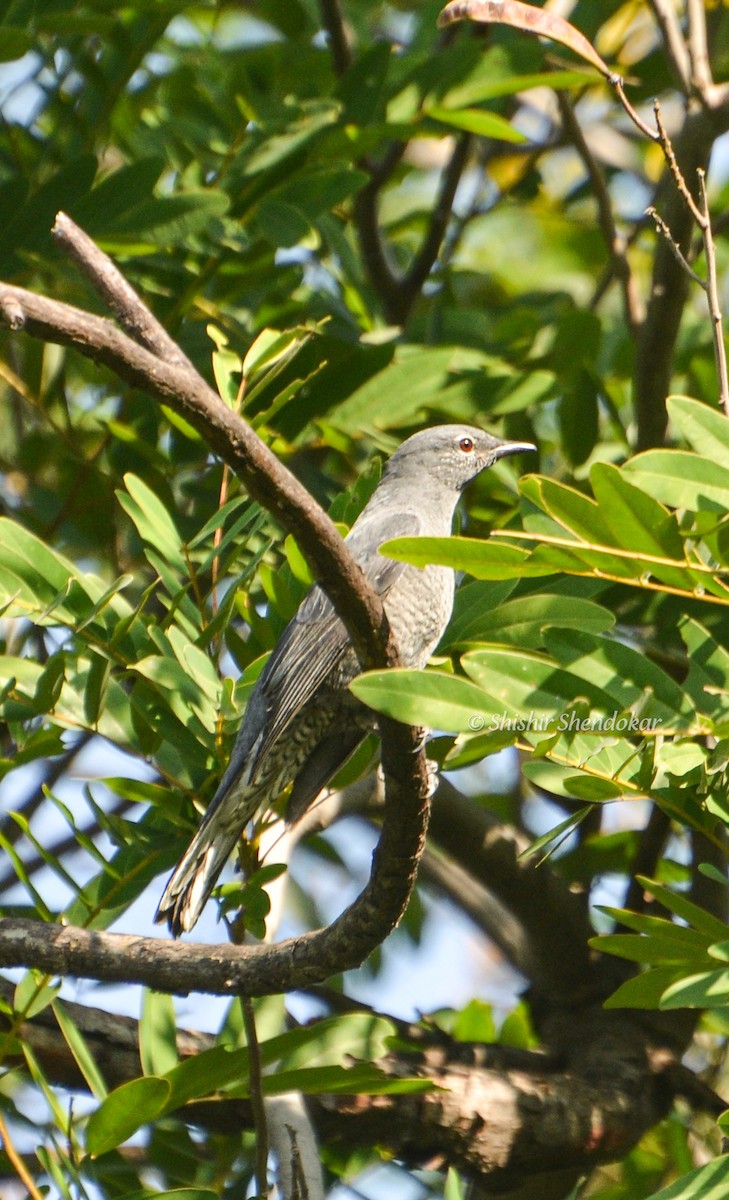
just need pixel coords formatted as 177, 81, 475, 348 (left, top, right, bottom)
249, 508, 420, 769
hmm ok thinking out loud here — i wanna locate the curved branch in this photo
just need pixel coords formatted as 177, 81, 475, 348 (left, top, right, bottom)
0, 718, 428, 995
0, 217, 432, 993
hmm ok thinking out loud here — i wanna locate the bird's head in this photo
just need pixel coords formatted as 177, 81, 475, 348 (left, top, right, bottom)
383, 424, 536, 492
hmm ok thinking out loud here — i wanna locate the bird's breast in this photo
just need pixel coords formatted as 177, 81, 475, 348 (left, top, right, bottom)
384, 563, 454, 669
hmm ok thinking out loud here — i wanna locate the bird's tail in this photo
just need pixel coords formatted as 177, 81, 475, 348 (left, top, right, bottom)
155, 816, 241, 937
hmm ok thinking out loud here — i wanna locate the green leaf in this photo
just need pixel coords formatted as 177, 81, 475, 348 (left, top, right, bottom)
330, 347, 458, 429
592, 933, 710, 966
519, 475, 618, 547
350, 668, 497, 733
589, 462, 687, 589
381, 535, 547, 579
102, 190, 230, 246
52, 1001, 108, 1101
603, 967, 686, 1010
261, 1062, 434, 1096
425, 103, 526, 142
637, 1157, 729, 1199
117, 1192, 218, 1200
86, 1076, 171, 1156
561, 775, 623, 801
118, 475, 185, 569
461, 645, 617, 727
14, 973, 61, 1020
657, 741, 707, 776
668, 395, 729, 467
709, 939, 729, 962
543, 629, 698, 730
632, 876, 729, 942
0, 28, 32, 61
659, 969, 729, 1009
445, 590, 614, 649
140, 990, 179, 1078
440, 68, 597, 107
163, 1046, 249, 1112
623, 450, 729, 511
452, 998, 495, 1042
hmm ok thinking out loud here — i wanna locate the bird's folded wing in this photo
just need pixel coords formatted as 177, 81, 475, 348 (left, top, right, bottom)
249, 509, 421, 769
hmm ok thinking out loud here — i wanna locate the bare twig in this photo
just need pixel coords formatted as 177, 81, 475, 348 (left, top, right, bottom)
687, 0, 714, 99
266, 1094, 325, 1200
611, 75, 660, 142
557, 92, 643, 335
318, 0, 351, 77
652, 101, 704, 223
697, 169, 729, 415
0, 1110, 45, 1200
646, 0, 691, 93
644, 105, 729, 416
242, 997, 269, 1197
645, 206, 704, 287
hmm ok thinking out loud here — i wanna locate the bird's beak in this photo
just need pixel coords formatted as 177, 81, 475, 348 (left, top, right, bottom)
491, 439, 537, 461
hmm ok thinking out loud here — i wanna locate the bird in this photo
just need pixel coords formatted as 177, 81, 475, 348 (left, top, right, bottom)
155, 424, 535, 935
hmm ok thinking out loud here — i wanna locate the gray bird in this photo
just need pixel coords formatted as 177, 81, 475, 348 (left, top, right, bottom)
156, 425, 535, 935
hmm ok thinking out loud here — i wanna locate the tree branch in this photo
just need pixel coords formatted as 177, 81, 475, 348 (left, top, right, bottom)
429, 780, 594, 1005
633, 107, 721, 447
687, 0, 713, 100
400, 134, 472, 314
318, 0, 352, 77
0, 216, 432, 994
646, 0, 691, 94
557, 92, 643, 336
2, 977, 723, 1192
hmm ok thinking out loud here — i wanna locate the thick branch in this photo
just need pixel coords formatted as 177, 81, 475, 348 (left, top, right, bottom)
52, 212, 193, 370
0, 717, 428, 995
0, 272, 390, 673
429, 780, 594, 1005
0, 219, 432, 993
2, 978, 722, 1192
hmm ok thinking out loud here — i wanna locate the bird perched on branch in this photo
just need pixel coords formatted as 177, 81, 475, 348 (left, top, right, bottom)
156, 425, 535, 935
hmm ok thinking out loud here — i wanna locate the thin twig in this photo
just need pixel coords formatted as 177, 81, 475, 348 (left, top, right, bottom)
687, 0, 714, 99
645, 206, 705, 287
558, 92, 643, 334
318, 0, 351, 76
611, 75, 660, 142
644, 104, 729, 414
266, 1095, 325, 1200
646, 0, 691, 93
401, 133, 472, 310
242, 997, 270, 1198
652, 101, 704, 224
697, 169, 729, 415
0, 1110, 45, 1200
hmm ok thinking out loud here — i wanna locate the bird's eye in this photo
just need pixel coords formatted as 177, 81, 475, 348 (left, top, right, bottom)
459, 436, 475, 453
